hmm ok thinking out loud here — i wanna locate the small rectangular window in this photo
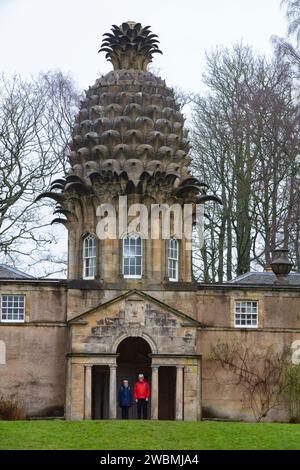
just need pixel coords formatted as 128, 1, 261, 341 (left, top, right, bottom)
235, 301, 258, 328
1, 295, 25, 323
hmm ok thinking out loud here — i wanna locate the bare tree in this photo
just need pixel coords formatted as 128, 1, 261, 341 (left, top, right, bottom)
191, 44, 300, 281
210, 341, 291, 422
264, 1, 300, 271
273, 1, 300, 77
0, 71, 80, 274
282, 0, 300, 44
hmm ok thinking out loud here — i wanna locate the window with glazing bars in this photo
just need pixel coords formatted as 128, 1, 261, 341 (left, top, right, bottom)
168, 238, 179, 281
1, 295, 25, 322
83, 234, 96, 279
123, 235, 142, 278
235, 301, 258, 328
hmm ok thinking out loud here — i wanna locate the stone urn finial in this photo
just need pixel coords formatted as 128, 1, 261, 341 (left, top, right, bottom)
99, 21, 163, 71
270, 248, 293, 283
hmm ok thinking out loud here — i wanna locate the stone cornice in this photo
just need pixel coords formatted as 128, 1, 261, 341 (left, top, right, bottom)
0, 321, 67, 327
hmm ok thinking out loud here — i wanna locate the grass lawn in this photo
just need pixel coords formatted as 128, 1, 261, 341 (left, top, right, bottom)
0, 420, 300, 450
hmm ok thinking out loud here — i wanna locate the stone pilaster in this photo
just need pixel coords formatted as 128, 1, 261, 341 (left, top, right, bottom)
175, 365, 184, 420
151, 366, 159, 419
84, 365, 92, 419
65, 357, 72, 420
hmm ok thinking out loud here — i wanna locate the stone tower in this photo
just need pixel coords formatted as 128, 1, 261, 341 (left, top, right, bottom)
39, 21, 219, 286
35, 22, 219, 421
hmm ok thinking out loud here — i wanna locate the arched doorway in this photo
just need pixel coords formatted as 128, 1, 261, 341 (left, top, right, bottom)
91, 336, 178, 420
116, 337, 152, 419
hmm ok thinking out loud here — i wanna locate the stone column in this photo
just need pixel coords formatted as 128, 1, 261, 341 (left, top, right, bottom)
84, 365, 92, 420
151, 366, 159, 420
175, 365, 184, 420
109, 365, 117, 419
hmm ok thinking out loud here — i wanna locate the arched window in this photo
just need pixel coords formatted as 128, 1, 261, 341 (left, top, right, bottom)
123, 234, 142, 279
83, 234, 96, 279
168, 238, 179, 281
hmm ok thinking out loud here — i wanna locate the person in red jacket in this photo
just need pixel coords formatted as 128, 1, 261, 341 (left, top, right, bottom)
134, 373, 150, 419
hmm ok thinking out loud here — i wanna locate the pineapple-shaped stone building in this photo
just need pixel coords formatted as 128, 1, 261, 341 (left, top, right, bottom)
44, 21, 218, 286
40, 21, 218, 420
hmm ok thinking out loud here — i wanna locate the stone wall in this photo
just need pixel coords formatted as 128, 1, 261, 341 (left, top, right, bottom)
0, 282, 67, 417
197, 286, 300, 422
1, 279, 299, 422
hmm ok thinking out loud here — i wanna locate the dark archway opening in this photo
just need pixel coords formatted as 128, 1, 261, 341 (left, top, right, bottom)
158, 366, 176, 420
92, 365, 109, 419
116, 336, 152, 419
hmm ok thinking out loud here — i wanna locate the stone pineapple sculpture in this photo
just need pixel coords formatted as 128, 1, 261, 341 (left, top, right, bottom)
99, 21, 162, 70
37, 21, 221, 227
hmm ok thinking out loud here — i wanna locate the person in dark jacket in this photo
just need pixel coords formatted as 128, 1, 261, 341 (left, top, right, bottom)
118, 379, 133, 419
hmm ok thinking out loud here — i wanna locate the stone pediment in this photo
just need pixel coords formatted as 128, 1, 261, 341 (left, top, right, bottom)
68, 289, 201, 328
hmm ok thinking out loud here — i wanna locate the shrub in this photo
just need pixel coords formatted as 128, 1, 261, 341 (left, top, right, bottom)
0, 396, 26, 420
284, 365, 300, 423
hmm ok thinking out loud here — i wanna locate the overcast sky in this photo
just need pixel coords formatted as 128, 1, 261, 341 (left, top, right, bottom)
0, 0, 288, 93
